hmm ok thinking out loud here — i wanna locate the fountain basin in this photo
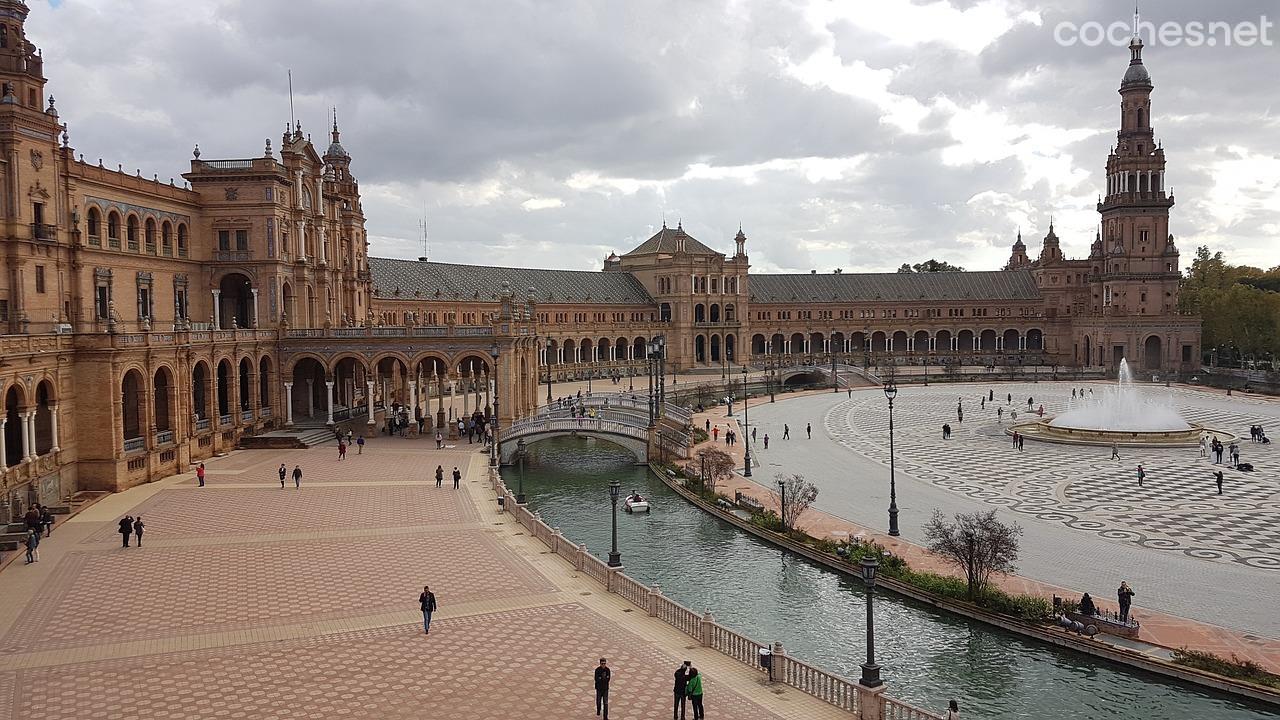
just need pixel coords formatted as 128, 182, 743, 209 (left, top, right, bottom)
1010, 418, 1235, 447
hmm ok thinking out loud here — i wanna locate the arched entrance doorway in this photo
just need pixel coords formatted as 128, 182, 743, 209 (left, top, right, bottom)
217, 273, 254, 329
1143, 335, 1162, 370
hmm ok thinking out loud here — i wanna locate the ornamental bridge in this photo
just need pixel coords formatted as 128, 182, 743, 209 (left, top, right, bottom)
499, 393, 691, 465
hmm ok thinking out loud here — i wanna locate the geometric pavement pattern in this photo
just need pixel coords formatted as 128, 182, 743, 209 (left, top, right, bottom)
80, 484, 480, 542
180, 445, 476, 484
2, 530, 554, 653
826, 382, 1280, 570
2, 603, 786, 720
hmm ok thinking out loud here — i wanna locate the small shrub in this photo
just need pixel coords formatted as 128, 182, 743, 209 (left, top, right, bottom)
751, 509, 785, 532
692, 428, 709, 444
1171, 648, 1280, 689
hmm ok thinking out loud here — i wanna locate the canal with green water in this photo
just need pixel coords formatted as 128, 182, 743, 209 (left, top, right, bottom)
502, 436, 1276, 719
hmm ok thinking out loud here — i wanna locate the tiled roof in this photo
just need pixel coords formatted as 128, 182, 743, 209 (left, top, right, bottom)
368, 257, 655, 305
623, 224, 720, 256
748, 271, 1042, 303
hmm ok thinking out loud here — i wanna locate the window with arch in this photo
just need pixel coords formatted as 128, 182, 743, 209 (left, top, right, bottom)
161, 221, 172, 256
177, 224, 188, 257
126, 215, 139, 251
107, 212, 121, 248
145, 218, 157, 254
87, 207, 101, 244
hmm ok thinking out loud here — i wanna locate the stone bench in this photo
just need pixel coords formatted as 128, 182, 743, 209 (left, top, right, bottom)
1066, 610, 1140, 639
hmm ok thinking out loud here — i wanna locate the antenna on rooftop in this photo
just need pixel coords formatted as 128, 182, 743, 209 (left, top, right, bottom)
288, 69, 296, 129
417, 204, 430, 262
1132, 4, 1140, 39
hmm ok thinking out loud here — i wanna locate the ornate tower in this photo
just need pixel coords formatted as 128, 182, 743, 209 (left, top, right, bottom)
1094, 26, 1179, 316
1006, 230, 1029, 270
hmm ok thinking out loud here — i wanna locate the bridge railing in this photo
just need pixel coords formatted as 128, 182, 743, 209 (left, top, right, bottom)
504, 416, 651, 443
543, 392, 691, 424
490, 471, 942, 720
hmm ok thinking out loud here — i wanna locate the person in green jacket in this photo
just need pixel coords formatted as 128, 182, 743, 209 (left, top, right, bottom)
686, 666, 704, 719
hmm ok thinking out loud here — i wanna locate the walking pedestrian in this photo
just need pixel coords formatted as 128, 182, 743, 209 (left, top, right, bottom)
119, 516, 133, 547
1110, 442, 1120, 461
942, 423, 950, 439
24, 529, 39, 564
783, 424, 790, 440
1230, 443, 1240, 468
1007, 392, 1011, 404
357, 435, 365, 454
957, 406, 963, 423
338, 440, 347, 460
1136, 464, 1145, 487
1199, 435, 1207, 458
847, 388, 852, 398
1018, 434, 1024, 451
435, 465, 444, 488
945, 699, 961, 719
751, 427, 757, 443
419, 584, 438, 634
196, 462, 206, 487
1215, 470, 1224, 495
997, 406, 1003, 422
292, 465, 302, 488
1117, 581, 1135, 623
686, 666, 704, 720
673, 661, 691, 720
980, 397, 985, 410
452, 467, 461, 489
39, 504, 53, 538
705, 418, 711, 433
133, 516, 145, 547
435, 431, 443, 449
806, 422, 812, 439
988, 389, 994, 401
763, 434, 769, 449
712, 425, 719, 442
279, 463, 287, 488
594, 658, 611, 719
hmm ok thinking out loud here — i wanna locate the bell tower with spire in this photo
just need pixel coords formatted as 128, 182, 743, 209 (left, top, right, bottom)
1094, 8, 1178, 317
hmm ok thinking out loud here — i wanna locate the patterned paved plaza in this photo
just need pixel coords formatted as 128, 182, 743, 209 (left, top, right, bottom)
0, 440, 846, 720
746, 381, 1280, 639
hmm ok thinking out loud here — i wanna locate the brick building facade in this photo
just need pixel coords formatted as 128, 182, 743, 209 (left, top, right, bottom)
0, 1, 1197, 514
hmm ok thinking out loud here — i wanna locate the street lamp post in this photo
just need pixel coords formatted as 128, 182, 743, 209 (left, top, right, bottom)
884, 381, 899, 536
489, 345, 500, 467
607, 478, 622, 567
742, 366, 752, 477
777, 477, 787, 530
832, 349, 838, 393
859, 555, 883, 687
546, 365, 553, 405
516, 438, 527, 504
727, 371, 734, 417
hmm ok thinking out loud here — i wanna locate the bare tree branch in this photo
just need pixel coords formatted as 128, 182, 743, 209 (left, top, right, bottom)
922, 509, 1022, 599
773, 472, 819, 531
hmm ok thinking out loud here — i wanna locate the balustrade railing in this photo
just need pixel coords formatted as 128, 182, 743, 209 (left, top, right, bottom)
778, 656, 860, 713
882, 696, 944, 720
240, 409, 254, 421
154, 430, 174, 445
194, 418, 211, 431
123, 437, 145, 453
260, 406, 272, 418
491, 473, 942, 720
219, 414, 232, 427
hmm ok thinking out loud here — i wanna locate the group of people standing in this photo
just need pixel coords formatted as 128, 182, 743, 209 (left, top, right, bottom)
116, 515, 145, 547
21, 504, 54, 564
592, 658, 706, 720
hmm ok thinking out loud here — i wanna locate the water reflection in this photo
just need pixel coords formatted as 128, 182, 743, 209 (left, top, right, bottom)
507, 436, 1273, 720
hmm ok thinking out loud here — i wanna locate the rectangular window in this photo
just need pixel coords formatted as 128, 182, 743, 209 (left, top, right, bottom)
34, 265, 45, 293
265, 187, 275, 201
236, 229, 248, 251
1140, 230, 1148, 245
266, 219, 276, 257
0, 299, 8, 322
138, 287, 151, 319
1182, 345, 1192, 362
218, 230, 230, 251
96, 286, 110, 319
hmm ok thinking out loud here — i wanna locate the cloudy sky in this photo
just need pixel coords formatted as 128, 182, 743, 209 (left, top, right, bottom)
33, 0, 1280, 273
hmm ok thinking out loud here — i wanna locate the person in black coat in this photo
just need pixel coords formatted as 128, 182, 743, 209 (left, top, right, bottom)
594, 658, 611, 719
133, 516, 145, 547
118, 516, 133, 547
418, 585, 438, 634
435, 465, 444, 488
1117, 581, 1135, 623
673, 660, 691, 720
452, 467, 461, 489
1078, 593, 1097, 616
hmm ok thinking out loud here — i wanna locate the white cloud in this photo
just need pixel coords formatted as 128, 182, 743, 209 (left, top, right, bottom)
521, 197, 565, 211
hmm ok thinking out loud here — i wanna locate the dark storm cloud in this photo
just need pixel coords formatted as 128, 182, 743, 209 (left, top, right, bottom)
28, 0, 1279, 272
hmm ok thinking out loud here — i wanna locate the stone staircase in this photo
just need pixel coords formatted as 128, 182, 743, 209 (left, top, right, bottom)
239, 426, 336, 450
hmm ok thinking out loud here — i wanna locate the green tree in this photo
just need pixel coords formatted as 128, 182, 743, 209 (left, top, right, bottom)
1180, 246, 1280, 361
897, 259, 965, 273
